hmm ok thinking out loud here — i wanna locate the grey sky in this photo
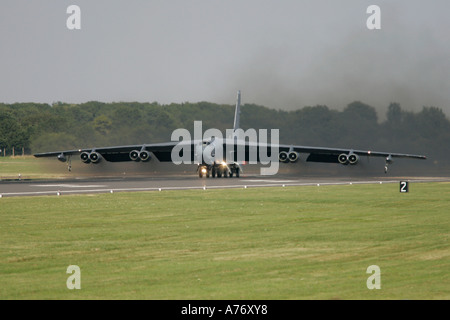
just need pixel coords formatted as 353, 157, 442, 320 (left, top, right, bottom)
1, 0, 449, 117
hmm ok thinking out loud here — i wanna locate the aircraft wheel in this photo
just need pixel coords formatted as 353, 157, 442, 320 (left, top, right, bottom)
199, 166, 207, 178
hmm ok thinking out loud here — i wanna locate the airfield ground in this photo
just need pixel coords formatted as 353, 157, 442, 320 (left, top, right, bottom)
1, 181, 448, 299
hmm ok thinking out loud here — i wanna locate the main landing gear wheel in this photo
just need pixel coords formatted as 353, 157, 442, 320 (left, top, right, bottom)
198, 165, 240, 178
228, 166, 239, 178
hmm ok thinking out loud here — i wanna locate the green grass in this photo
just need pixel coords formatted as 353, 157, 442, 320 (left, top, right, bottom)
0, 156, 69, 180
0, 182, 449, 299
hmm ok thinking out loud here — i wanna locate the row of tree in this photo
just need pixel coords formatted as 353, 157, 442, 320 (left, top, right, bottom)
1, 100, 449, 165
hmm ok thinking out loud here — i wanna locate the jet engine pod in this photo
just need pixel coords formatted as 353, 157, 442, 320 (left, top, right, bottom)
129, 150, 140, 161
89, 151, 102, 163
338, 153, 349, 165
348, 153, 359, 165
279, 151, 289, 163
139, 150, 151, 162
288, 151, 300, 163
80, 152, 91, 164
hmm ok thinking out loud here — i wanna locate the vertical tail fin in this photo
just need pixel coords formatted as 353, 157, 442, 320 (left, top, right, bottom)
233, 90, 241, 134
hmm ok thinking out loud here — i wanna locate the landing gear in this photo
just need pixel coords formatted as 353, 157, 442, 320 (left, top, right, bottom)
67, 155, 72, 172
384, 155, 393, 174
198, 166, 207, 178
197, 163, 241, 179
229, 165, 239, 178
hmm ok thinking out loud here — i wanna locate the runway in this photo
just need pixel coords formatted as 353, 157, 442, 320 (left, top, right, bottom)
1, 174, 449, 197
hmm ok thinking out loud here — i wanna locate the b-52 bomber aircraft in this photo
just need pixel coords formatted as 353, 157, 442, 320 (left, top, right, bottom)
34, 91, 426, 177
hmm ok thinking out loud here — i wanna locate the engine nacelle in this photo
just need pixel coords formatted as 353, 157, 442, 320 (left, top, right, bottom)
89, 151, 102, 163
288, 151, 300, 163
338, 153, 349, 165
80, 152, 91, 163
348, 153, 359, 165
129, 150, 151, 162
279, 151, 289, 163
139, 150, 151, 162
129, 150, 140, 161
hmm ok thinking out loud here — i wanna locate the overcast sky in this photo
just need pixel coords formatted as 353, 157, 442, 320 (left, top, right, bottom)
1, 0, 449, 117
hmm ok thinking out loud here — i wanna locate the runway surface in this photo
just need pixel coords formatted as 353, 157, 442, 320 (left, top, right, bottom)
1, 174, 449, 197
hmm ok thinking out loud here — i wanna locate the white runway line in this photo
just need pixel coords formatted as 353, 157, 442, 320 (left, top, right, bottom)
33, 184, 107, 188
1, 178, 448, 197
242, 179, 298, 183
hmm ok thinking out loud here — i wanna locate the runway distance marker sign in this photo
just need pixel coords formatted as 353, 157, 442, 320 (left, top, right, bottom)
400, 181, 409, 193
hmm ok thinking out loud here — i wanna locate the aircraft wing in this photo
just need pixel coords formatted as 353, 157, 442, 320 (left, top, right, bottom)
278, 144, 427, 162
270, 143, 426, 172
34, 141, 182, 163
34, 140, 426, 164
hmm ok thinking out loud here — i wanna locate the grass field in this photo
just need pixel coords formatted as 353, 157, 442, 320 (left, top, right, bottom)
0, 156, 70, 180
0, 181, 449, 300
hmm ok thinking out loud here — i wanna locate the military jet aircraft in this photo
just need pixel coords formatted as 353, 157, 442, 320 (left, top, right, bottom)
34, 91, 426, 177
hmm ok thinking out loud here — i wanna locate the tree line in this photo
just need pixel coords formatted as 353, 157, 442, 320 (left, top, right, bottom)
0, 100, 449, 166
